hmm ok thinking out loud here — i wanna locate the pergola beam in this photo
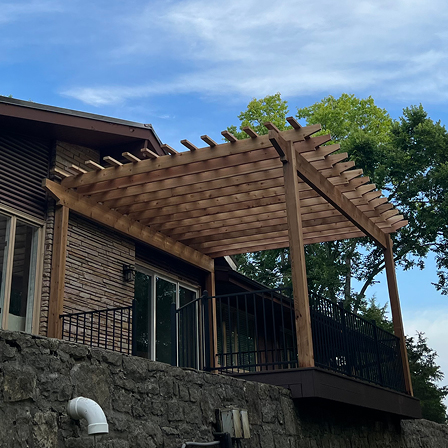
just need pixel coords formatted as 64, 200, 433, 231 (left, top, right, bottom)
42, 179, 214, 272
269, 130, 388, 248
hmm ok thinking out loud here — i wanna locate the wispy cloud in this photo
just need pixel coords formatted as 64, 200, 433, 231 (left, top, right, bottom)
59, 0, 448, 106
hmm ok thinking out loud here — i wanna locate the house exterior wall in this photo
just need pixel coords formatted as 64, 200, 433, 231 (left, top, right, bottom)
64, 214, 135, 314
0, 330, 446, 448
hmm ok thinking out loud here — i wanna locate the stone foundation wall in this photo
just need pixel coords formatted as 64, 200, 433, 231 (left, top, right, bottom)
0, 330, 447, 448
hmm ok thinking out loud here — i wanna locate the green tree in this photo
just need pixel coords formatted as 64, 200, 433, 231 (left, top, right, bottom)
360, 300, 447, 423
226, 93, 290, 140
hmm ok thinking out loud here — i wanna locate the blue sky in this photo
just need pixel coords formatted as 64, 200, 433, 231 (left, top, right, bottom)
2, 0, 448, 398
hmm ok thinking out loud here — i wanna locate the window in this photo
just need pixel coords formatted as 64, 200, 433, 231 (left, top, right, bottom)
0, 208, 43, 333
133, 266, 199, 368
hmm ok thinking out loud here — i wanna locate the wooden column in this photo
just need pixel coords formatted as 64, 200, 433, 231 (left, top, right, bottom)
282, 141, 314, 368
47, 205, 69, 339
384, 235, 413, 395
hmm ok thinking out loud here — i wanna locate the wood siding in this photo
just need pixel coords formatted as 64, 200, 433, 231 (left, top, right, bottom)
0, 131, 50, 219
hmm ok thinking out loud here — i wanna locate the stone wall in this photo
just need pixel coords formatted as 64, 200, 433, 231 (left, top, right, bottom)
1, 330, 447, 448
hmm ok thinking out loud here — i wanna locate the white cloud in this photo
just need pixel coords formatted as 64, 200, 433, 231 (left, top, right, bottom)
405, 307, 448, 407
61, 0, 448, 106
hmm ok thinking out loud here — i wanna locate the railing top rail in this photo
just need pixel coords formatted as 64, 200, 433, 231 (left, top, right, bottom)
60, 304, 133, 319
207, 286, 293, 300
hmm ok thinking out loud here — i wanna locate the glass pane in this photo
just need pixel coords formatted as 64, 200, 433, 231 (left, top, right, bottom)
178, 287, 198, 368
155, 277, 176, 364
8, 221, 37, 332
0, 214, 9, 326
134, 271, 152, 358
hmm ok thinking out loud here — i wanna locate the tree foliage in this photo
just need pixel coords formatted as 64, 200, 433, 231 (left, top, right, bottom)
360, 301, 447, 423
407, 333, 448, 423
229, 94, 448, 422
226, 93, 290, 140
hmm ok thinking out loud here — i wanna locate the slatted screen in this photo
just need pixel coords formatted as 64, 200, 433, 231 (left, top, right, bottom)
0, 132, 50, 219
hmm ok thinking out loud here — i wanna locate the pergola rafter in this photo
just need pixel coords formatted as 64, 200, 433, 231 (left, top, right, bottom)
47, 123, 406, 258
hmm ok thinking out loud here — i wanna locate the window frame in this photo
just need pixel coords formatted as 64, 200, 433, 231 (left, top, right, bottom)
0, 204, 45, 334
135, 263, 200, 367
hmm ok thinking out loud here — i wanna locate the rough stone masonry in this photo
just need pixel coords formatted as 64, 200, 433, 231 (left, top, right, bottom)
0, 330, 447, 448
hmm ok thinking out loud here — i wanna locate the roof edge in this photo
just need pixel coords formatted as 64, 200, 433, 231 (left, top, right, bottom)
0, 95, 162, 145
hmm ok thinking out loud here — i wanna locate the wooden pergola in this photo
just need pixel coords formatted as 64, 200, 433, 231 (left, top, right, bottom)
43, 118, 412, 395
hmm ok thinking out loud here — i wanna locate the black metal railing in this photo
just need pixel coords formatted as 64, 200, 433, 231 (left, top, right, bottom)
59, 289, 406, 393
310, 294, 406, 393
203, 287, 298, 373
60, 303, 134, 355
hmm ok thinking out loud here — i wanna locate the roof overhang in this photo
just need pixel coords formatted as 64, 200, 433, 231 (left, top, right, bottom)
0, 96, 162, 154
43, 120, 406, 265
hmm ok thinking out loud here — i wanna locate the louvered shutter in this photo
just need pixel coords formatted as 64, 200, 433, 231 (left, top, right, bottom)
0, 132, 50, 219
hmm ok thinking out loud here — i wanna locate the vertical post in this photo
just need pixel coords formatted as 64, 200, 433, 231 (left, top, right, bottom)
47, 205, 69, 339
281, 138, 314, 368
131, 299, 137, 356
171, 301, 177, 366
202, 290, 211, 371
384, 235, 413, 395
372, 320, 384, 386
205, 269, 217, 370
338, 302, 351, 377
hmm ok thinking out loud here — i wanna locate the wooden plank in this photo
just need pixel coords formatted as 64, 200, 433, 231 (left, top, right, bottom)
103, 156, 123, 167
180, 140, 198, 152
119, 179, 288, 216
176, 217, 289, 242
221, 130, 238, 142
162, 208, 288, 236
242, 127, 258, 138
85, 160, 105, 170
117, 178, 286, 215
384, 236, 414, 396
128, 188, 288, 221
77, 147, 282, 196
271, 130, 388, 248
304, 230, 366, 245
140, 148, 159, 159
280, 134, 314, 368
206, 236, 290, 258
43, 179, 214, 272
152, 203, 288, 232
61, 124, 321, 189
92, 157, 283, 202
51, 167, 71, 178
191, 226, 290, 249
122, 152, 141, 162
286, 116, 301, 129
302, 144, 341, 162
161, 144, 178, 155
68, 165, 87, 175
200, 135, 217, 147
294, 134, 332, 153
47, 205, 69, 338
207, 239, 290, 259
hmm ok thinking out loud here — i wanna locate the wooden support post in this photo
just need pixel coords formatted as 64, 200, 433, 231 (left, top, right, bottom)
384, 235, 413, 396
205, 269, 217, 371
47, 205, 69, 339
281, 138, 315, 368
